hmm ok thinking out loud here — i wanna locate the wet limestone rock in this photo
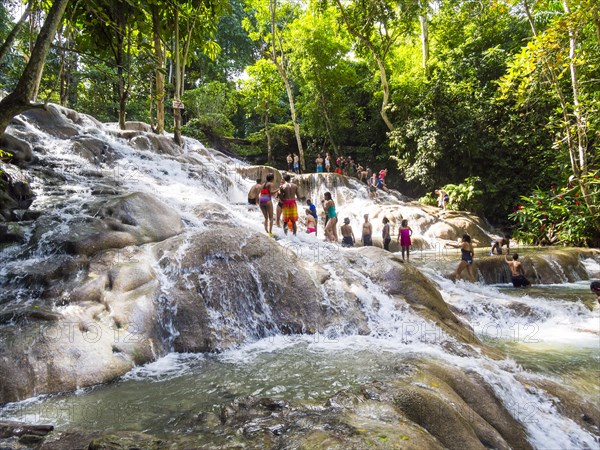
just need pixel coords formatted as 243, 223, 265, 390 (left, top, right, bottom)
19, 105, 80, 139
154, 227, 326, 352
347, 247, 485, 349
475, 248, 597, 285
0, 249, 165, 404
57, 192, 183, 256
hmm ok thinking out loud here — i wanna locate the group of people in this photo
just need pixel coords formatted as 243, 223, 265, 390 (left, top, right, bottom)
286, 153, 390, 202
248, 175, 597, 293
444, 234, 530, 287
249, 174, 302, 236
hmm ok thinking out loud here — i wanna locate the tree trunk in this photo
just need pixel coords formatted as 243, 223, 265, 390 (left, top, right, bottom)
173, 7, 182, 145
0, 0, 69, 137
151, 5, 165, 134
419, 13, 429, 77
334, 0, 394, 132
264, 113, 272, 163
374, 54, 394, 132
0, 2, 32, 65
563, 0, 598, 228
269, 0, 305, 170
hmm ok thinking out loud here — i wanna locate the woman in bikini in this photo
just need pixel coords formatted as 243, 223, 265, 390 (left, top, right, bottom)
258, 173, 277, 235
445, 234, 475, 282
322, 192, 338, 242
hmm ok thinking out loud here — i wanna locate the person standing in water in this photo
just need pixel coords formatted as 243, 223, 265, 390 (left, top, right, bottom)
322, 192, 338, 242
397, 219, 413, 261
325, 152, 332, 172
382, 217, 391, 251
281, 174, 300, 235
248, 178, 262, 205
293, 153, 300, 174
306, 199, 318, 234
445, 234, 475, 282
340, 218, 355, 247
286, 153, 293, 171
315, 154, 324, 173
505, 253, 531, 287
361, 214, 372, 246
258, 173, 277, 235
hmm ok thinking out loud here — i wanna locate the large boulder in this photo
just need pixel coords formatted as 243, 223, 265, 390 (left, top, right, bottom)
475, 248, 597, 285
0, 248, 165, 404
55, 192, 183, 256
19, 105, 80, 138
154, 226, 326, 352
0, 133, 32, 165
0, 161, 35, 220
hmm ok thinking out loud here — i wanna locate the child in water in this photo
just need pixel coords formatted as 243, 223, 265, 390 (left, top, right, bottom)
397, 219, 413, 261
305, 213, 317, 234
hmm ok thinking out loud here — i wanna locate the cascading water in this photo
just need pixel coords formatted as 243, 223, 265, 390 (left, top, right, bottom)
0, 105, 598, 449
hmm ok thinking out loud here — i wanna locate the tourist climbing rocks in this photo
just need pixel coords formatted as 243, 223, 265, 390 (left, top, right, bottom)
505, 253, 531, 287
341, 218, 355, 247
325, 152, 332, 172
435, 189, 449, 210
286, 153, 293, 171
445, 234, 475, 282
362, 214, 372, 246
322, 192, 338, 242
382, 217, 391, 251
490, 236, 510, 255
293, 153, 300, 174
398, 219, 412, 261
281, 174, 300, 235
369, 172, 378, 201
248, 178, 262, 205
258, 173, 277, 235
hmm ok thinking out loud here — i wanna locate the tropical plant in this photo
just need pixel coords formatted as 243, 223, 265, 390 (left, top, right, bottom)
509, 171, 600, 246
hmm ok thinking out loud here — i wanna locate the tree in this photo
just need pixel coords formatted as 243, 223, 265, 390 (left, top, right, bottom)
169, 0, 223, 145
330, 0, 420, 131
0, 0, 70, 137
239, 58, 285, 163
288, 5, 356, 154
499, 0, 600, 230
0, 1, 32, 66
244, 0, 306, 169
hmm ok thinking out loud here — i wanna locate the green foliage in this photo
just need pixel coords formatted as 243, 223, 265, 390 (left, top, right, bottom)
442, 177, 484, 213
419, 177, 484, 213
509, 173, 600, 247
182, 114, 235, 142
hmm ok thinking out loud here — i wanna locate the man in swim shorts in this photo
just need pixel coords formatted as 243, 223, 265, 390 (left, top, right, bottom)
341, 217, 355, 247
361, 214, 372, 246
281, 174, 301, 235
248, 178, 262, 205
505, 253, 531, 287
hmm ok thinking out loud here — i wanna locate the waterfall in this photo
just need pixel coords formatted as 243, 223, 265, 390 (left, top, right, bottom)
0, 105, 598, 449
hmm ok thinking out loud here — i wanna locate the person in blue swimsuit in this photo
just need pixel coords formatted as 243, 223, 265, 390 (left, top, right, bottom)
445, 234, 475, 282
322, 192, 337, 242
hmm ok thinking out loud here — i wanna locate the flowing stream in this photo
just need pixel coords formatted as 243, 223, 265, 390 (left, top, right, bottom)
0, 108, 599, 449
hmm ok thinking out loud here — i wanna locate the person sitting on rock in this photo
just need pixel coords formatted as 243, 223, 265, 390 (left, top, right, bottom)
505, 253, 531, 288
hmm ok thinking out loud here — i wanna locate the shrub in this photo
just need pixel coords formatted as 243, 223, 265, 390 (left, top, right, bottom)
509, 172, 600, 246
